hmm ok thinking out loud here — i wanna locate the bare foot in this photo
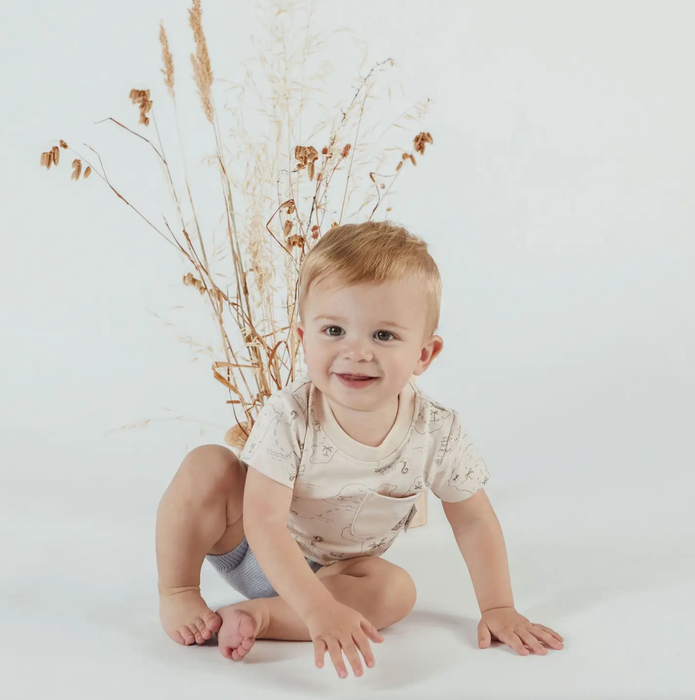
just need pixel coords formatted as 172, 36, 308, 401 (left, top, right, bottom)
217, 603, 263, 661
159, 589, 222, 646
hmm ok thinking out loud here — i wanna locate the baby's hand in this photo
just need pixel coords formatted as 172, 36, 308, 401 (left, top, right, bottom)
304, 601, 384, 678
478, 606, 564, 656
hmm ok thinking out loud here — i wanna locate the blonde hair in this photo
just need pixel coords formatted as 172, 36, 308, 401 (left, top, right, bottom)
297, 221, 442, 341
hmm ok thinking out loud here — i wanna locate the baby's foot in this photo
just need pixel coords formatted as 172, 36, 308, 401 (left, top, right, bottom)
159, 589, 222, 646
217, 604, 262, 661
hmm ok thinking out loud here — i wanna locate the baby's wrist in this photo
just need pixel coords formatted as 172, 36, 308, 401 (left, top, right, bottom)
299, 591, 337, 621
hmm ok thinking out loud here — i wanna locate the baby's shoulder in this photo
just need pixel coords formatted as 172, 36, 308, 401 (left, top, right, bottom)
411, 385, 459, 439
266, 373, 312, 419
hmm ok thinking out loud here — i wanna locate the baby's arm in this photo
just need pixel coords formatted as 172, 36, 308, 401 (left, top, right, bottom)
442, 489, 564, 655
442, 489, 514, 613
244, 467, 384, 676
243, 466, 333, 617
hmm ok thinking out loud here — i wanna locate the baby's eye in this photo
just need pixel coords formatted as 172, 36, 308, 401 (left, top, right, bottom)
322, 327, 396, 342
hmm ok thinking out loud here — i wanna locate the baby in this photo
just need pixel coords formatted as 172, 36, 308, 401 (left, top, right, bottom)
156, 221, 564, 678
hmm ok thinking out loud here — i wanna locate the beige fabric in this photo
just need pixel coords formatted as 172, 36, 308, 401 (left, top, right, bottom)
239, 373, 491, 566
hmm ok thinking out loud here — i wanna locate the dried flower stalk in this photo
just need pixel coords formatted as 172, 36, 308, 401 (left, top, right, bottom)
159, 22, 175, 99
39, 0, 434, 456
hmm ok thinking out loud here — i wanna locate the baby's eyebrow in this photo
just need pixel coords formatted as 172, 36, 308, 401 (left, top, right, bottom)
314, 315, 409, 331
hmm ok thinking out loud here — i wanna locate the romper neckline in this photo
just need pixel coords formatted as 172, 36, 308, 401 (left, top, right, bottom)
313, 378, 417, 463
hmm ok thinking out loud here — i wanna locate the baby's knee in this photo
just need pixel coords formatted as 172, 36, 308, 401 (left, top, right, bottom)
177, 444, 246, 500
389, 566, 417, 618
372, 564, 417, 626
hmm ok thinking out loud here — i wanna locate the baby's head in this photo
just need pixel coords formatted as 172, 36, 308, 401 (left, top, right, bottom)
295, 221, 444, 409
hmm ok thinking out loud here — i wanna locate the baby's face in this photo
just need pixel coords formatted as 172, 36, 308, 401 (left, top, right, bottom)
296, 276, 442, 410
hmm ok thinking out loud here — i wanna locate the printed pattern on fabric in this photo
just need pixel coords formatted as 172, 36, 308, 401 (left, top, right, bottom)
240, 373, 490, 566
239, 390, 307, 487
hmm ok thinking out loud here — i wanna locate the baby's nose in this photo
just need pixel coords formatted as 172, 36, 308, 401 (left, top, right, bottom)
345, 342, 373, 359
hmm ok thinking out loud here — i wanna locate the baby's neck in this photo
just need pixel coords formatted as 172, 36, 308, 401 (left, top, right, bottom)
328, 395, 400, 447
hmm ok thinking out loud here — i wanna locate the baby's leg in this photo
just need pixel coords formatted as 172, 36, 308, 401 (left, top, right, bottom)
156, 444, 247, 645
216, 556, 417, 660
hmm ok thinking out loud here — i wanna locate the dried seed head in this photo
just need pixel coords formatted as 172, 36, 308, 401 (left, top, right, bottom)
84, 166, 92, 179
51, 146, 60, 165
40, 152, 51, 169
294, 145, 319, 167
183, 272, 206, 294
413, 131, 433, 155
341, 144, 352, 158
159, 22, 176, 99
129, 88, 153, 126
60, 140, 68, 149
283, 220, 293, 238
71, 159, 82, 180
188, 0, 214, 123
287, 234, 305, 248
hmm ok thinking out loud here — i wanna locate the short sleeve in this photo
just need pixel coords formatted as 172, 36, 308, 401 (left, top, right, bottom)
430, 410, 491, 503
239, 391, 303, 489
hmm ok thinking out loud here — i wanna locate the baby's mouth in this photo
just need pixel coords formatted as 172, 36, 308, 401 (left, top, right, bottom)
336, 373, 380, 386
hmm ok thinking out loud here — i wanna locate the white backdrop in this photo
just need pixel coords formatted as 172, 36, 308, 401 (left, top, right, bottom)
1, 1, 693, 698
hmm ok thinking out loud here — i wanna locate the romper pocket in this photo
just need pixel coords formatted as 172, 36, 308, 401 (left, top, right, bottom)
350, 491, 421, 540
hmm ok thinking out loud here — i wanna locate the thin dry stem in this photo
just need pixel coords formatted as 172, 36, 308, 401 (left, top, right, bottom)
41, 0, 434, 453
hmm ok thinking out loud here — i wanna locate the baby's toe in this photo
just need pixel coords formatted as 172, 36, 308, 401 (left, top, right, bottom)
178, 626, 197, 645
238, 615, 256, 640
194, 629, 206, 644
194, 618, 212, 641
235, 638, 254, 659
201, 609, 222, 634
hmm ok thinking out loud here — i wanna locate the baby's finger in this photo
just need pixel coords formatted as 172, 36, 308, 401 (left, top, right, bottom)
314, 638, 327, 669
531, 627, 564, 649
533, 624, 564, 643
518, 629, 546, 655
353, 630, 376, 669
361, 619, 385, 643
501, 631, 529, 656
326, 638, 348, 679
341, 638, 364, 678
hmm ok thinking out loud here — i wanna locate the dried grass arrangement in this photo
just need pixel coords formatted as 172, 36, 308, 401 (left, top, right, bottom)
40, 0, 433, 525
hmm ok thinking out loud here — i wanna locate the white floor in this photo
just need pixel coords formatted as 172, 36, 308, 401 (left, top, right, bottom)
2, 427, 692, 700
